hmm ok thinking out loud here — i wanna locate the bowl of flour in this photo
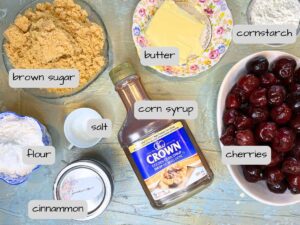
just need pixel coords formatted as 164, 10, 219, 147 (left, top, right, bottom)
247, 0, 300, 41
0, 112, 51, 185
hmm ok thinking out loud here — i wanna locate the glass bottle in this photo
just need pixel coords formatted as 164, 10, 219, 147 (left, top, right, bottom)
109, 63, 213, 209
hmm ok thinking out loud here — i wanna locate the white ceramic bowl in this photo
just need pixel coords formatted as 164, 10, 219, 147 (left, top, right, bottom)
64, 108, 102, 149
217, 51, 300, 206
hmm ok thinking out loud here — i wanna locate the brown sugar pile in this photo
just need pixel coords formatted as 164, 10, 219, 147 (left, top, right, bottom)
4, 0, 106, 95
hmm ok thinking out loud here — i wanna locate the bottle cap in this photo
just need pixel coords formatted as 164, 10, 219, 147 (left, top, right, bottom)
109, 63, 136, 85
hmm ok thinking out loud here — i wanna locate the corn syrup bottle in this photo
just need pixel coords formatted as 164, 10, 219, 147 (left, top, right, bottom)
109, 63, 213, 209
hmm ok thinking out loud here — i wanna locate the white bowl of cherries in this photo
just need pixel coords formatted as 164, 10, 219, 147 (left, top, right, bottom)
217, 51, 300, 206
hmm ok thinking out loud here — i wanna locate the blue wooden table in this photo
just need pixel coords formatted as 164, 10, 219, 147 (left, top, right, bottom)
0, 0, 300, 224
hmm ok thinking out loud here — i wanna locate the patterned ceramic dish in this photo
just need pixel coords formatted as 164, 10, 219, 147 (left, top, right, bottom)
132, 0, 233, 77
0, 112, 51, 185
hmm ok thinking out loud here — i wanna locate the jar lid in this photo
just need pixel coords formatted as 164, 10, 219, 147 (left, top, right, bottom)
53, 160, 113, 221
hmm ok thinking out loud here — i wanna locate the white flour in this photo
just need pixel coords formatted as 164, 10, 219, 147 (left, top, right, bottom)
249, 0, 300, 28
0, 114, 45, 178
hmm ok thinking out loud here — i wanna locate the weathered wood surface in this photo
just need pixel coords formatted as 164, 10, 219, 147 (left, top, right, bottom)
0, 0, 300, 224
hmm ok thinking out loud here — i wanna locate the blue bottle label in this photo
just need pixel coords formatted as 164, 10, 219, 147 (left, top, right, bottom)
129, 122, 207, 200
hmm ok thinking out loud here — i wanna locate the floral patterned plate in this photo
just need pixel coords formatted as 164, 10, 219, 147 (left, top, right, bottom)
132, 0, 233, 77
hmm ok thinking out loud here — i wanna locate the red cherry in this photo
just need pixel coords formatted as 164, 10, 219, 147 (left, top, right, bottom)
255, 122, 276, 142
236, 129, 255, 145
246, 56, 269, 75
282, 157, 300, 175
289, 83, 300, 93
220, 125, 236, 145
267, 85, 286, 106
286, 92, 300, 114
223, 109, 239, 126
226, 93, 241, 109
231, 85, 248, 103
249, 87, 267, 107
294, 68, 300, 83
265, 167, 285, 185
272, 57, 297, 81
272, 127, 295, 152
290, 115, 300, 133
290, 140, 300, 160
287, 174, 300, 194
260, 72, 277, 87
242, 165, 264, 182
249, 107, 269, 124
267, 180, 287, 193
268, 150, 284, 167
271, 103, 292, 125
234, 115, 253, 130
237, 74, 260, 96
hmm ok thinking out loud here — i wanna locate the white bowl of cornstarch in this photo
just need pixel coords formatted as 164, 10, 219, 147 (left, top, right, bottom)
247, 0, 300, 35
